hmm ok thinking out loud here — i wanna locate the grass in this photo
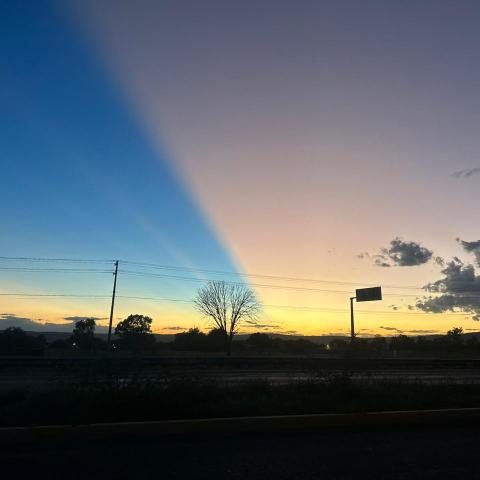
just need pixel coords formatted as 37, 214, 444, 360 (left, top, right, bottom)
2, 375, 480, 427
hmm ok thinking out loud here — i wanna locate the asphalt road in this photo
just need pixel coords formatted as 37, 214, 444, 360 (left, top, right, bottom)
2, 425, 479, 479
4, 356, 480, 387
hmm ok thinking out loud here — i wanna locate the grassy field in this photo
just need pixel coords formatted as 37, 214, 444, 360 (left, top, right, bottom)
2, 375, 480, 427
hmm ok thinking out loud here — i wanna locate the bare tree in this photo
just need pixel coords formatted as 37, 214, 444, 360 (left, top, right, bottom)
194, 281, 260, 355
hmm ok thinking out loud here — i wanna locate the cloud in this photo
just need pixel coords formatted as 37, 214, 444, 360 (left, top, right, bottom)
373, 238, 433, 267
244, 319, 281, 330
457, 238, 480, 266
379, 326, 403, 333
389, 305, 399, 311
252, 324, 281, 330
0, 314, 44, 330
373, 255, 391, 267
452, 168, 480, 179
415, 258, 480, 320
405, 329, 440, 334
64, 316, 107, 322
0, 314, 109, 332
379, 326, 439, 335
160, 326, 185, 331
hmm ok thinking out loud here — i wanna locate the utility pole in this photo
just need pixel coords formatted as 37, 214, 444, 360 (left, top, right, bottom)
107, 260, 119, 348
350, 296, 356, 343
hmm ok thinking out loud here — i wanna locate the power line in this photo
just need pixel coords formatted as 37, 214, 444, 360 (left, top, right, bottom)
3, 264, 346, 293
1, 255, 477, 294
0, 260, 478, 297
4, 255, 419, 288
121, 269, 354, 294
120, 269, 480, 298
121, 259, 426, 290
0, 293, 111, 298
2, 265, 476, 297
0, 256, 114, 264
0, 257, 478, 304
0, 292, 472, 316
0, 267, 112, 273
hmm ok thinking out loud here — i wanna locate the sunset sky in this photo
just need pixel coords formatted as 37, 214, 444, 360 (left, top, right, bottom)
1, 1, 480, 336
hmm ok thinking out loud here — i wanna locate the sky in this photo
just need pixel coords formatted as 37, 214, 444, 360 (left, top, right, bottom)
1, 0, 480, 336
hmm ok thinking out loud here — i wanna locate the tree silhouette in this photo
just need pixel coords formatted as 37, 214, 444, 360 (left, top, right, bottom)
174, 327, 206, 351
72, 318, 96, 350
115, 314, 155, 351
194, 281, 260, 355
0, 327, 46, 355
447, 326, 464, 340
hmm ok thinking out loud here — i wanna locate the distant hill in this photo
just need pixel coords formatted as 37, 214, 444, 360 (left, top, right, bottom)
23, 331, 342, 344
17, 330, 480, 345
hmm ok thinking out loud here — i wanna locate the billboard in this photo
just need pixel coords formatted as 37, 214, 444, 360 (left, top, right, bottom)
356, 286, 382, 302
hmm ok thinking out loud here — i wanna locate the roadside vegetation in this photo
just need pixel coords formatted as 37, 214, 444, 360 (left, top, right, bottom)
2, 376, 480, 427
1, 318, 480, 357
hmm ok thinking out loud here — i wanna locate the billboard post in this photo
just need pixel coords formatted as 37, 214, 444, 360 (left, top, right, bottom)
350, 286, 382, 342
350, 296, 356, 341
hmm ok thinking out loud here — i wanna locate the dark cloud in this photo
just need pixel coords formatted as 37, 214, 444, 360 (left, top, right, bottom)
373, 238, 433, 267
457, 238, 480, 266
452, 168, 480, 179
160, 326, 185, 331
379, 327, 440, 335
405, 329, 440, 334
252, 324, 281, 330
244, 319, 281, 329
415, 258, 480, 321
0, 314, 108, 332
64, 316, 107, 322
379, 326, 439, 335
389, 305, 399, 311
373, 254, 391, 268
357, 252, 370, 259
379, 326, 403, 333
0, 314, 44, 330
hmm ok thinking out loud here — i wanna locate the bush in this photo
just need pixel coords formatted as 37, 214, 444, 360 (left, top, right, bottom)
0, 328, 46, 356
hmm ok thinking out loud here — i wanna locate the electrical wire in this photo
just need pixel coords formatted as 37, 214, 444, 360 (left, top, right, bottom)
0, 292, 472, 316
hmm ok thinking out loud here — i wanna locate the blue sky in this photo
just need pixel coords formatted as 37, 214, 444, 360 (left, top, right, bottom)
0, 1, 241, 330
1, 2, 237, 269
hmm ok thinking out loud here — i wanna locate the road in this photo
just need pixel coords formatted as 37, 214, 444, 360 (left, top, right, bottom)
1, 424, 479, 479
3, 356, 480, 387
